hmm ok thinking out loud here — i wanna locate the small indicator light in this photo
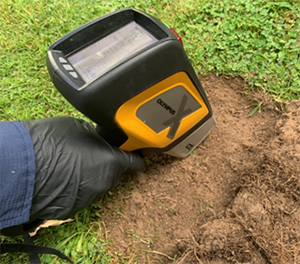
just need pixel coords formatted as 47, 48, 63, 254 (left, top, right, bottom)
169, 28, 183, 46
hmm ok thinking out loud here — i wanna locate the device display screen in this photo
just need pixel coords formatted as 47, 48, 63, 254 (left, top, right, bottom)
68, 21, 157, 83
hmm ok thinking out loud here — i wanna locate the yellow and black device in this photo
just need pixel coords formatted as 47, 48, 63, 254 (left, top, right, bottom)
46, 8, 215, 158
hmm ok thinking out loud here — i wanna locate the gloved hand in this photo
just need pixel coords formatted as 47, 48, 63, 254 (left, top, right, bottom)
21, 116, 145, 223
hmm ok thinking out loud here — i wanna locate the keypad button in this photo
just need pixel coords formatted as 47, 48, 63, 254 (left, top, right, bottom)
63, 64, 73, 71
69, 72, 78, 78
59, 57, 67, 63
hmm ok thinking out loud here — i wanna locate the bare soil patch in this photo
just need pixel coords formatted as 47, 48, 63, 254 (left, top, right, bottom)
100, 75, 300, 264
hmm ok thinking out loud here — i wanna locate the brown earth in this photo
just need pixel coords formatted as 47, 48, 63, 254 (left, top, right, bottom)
99, 75, 300, 264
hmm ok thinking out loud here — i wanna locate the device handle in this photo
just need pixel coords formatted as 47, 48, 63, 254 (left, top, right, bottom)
96, 125, 127, 148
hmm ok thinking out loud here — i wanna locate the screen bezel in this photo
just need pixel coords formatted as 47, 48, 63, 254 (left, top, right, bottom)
67, 21, 158, 83
47, 9, 171, 90
54, 9, 167, 57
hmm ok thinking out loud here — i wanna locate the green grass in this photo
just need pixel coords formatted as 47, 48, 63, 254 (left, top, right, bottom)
168, 0, 300, 100
1, 0, 300, 263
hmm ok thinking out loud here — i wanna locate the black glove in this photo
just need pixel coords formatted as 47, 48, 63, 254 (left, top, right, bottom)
21, 116, 145, 222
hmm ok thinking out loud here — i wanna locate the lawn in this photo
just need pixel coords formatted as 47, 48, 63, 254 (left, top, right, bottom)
1, 0, 299, 263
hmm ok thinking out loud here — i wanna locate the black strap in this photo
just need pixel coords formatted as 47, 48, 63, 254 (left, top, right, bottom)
23, 233, 41, 264
0, 234, 73, 264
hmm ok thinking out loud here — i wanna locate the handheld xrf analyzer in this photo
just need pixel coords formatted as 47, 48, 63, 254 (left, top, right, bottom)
46, 8, 216, 158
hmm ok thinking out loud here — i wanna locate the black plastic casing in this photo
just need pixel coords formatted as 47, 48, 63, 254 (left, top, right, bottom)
46, 8, 213, 150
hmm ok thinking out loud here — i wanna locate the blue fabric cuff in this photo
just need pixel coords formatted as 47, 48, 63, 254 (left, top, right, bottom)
0, 121, 36, 230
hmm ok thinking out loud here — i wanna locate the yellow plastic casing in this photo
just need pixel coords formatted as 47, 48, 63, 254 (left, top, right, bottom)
115, 71, 209, 151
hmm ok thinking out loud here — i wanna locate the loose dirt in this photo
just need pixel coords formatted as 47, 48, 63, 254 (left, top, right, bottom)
100, 75, 300, 264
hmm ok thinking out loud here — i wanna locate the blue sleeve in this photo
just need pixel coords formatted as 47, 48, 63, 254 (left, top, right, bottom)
0, 121, 36, 230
